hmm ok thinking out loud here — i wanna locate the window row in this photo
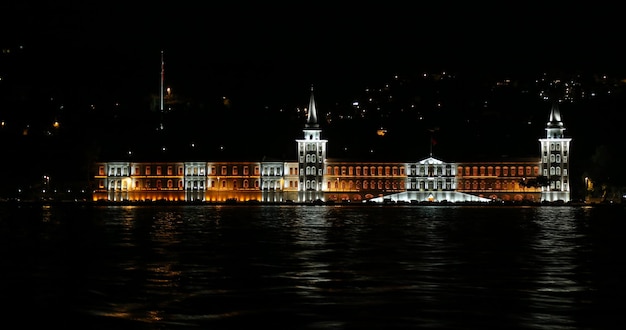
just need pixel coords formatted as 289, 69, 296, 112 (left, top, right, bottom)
458, 165, 540, 177
102, 179, 262, 190
408, 180, 453, 190
458, 180, 527, 190
544, 167, 567, 176
327, 180, 406, 190
549, 143, 568, 152
101, 164, 262, 176
543, 154, 567, 163
328, 165, 406, 176
409, 165, 452, 176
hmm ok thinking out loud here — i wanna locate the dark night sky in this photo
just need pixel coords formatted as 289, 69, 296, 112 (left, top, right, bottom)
3, 2, 624, 94
3, 2, 625, 129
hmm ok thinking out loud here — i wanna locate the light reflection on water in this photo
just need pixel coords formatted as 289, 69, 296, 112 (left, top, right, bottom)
1, 204, 625, 329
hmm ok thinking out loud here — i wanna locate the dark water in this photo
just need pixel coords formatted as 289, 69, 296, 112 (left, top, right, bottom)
1, 204, 625, 329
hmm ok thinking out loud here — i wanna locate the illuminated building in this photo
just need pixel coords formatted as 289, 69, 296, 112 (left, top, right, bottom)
538, 100, 572, 202
93, 86, 571, 203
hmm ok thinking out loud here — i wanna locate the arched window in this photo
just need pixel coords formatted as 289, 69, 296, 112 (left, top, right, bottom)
550, 154, 555, 163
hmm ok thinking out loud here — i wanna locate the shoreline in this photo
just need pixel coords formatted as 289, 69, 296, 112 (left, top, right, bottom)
0, 199, 621, 207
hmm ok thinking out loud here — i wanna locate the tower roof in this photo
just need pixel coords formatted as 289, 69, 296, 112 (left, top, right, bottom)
306, 85, 319, 128
544, 99, 567, 139
547, 99, 563, 128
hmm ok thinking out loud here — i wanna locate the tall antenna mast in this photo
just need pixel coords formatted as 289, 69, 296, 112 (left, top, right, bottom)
160, 50, 164, 113
428, 128, 438, 157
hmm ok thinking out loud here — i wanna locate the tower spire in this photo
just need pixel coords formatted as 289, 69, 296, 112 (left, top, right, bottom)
306, 84, 319, 128
545, 98, 565, 139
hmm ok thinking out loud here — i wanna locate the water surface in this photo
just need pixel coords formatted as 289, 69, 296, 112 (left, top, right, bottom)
1, 204, 625, 329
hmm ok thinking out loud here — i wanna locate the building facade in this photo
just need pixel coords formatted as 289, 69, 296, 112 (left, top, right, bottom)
93, 87, 571, 203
